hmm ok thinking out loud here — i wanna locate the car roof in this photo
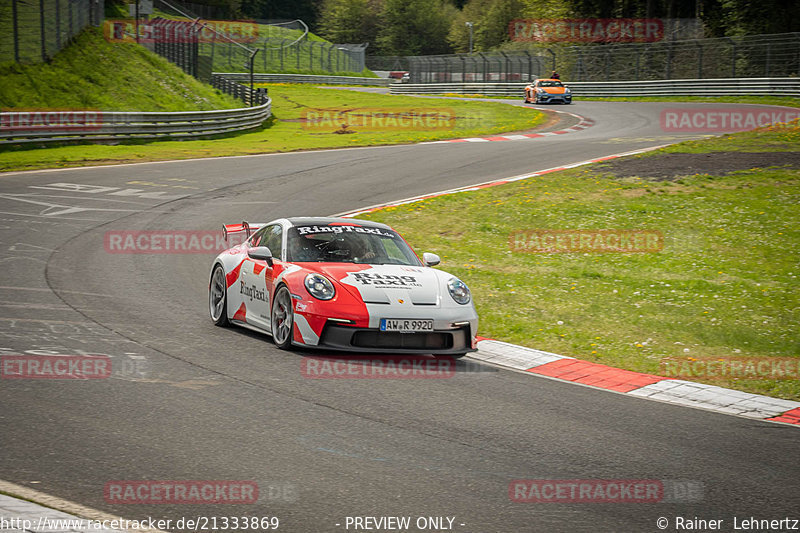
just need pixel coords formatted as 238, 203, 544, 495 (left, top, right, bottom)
285, 216, 393, 230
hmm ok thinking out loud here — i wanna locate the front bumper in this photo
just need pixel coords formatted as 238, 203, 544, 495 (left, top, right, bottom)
538, 93, 572, 103
307, 323, 476, 355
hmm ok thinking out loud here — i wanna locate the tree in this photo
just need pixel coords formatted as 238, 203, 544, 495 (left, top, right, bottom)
715, 0, 800, 35
239, 0, 319, 27
318, 0, 382, 44
374, 0, 457, 55
449, 0, 574, 52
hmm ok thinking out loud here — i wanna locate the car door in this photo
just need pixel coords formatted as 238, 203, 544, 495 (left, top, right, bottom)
240, 224, 282, 330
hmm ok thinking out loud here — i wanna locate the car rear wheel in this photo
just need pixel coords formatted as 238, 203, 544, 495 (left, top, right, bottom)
271, 285, 294, 349
209, 265, 229, 326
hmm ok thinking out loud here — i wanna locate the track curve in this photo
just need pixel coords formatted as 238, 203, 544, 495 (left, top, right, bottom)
1, 100, 798, 532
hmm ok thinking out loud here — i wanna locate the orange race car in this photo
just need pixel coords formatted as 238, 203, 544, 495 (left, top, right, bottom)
524, 78, 572, 104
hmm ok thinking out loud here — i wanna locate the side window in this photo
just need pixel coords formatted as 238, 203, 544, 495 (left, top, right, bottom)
262, 224, 284, 260
249, 226, 269, 247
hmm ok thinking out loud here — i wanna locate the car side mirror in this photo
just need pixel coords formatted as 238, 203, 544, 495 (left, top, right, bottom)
422, 252, 440, 267
248, 246, 273, 266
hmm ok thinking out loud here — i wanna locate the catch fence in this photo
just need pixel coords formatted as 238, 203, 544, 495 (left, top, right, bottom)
369, 33, 800, 83
0, 0, 104, 64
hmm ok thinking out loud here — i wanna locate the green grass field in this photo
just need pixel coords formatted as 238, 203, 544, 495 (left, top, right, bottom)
0, 84, 545, 171
359, 121, 800, 400
0, 29, 240, 111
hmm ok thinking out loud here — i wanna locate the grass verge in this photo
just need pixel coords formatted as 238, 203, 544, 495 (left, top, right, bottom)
0, 84, 545, 172
432, 93, 800, 108
0, 29, 240, 112
359, 121, 800, 400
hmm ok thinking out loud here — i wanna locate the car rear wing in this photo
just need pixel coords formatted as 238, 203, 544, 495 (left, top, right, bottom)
222, 221, 266, 242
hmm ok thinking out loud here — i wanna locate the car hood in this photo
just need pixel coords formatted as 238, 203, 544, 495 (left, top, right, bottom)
541, 86, 566, 94
312, 264, 441, 305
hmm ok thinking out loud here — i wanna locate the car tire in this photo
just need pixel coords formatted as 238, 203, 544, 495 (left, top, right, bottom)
271, 285, 294, 350
209, 265, 229, 327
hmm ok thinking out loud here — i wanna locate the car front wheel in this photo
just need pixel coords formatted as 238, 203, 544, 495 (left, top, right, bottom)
271, 285, 294, 349
209, 265, 229, 326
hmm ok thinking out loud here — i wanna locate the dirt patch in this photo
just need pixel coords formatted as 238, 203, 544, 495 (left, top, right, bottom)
599, 152, 800, 181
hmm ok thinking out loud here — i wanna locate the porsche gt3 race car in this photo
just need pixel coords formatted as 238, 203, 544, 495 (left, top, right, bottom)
524, 79, 572, 104
208, 217, 478, 356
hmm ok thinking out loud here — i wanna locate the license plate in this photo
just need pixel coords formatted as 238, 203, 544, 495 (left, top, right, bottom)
380, 318, 433, 332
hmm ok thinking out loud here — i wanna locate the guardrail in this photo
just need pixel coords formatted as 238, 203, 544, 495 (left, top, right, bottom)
0, 101, 272, 146
215, 72, 394, 87
211, 75, 271, 106
390, 78, 800, 98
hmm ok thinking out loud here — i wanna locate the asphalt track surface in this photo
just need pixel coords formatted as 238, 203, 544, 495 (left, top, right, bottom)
1, 100, 798, 533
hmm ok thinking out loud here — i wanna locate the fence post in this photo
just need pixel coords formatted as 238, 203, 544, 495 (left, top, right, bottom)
12, 0, 19, 63
55, 0, 61, 50
39, 0, 47, 61
666, 41, 673, 79
765, 43, 771, 76
477, 52, 486, 82
523, 50, 532, 81
695, 41, 703, 78
546, 48, 555, 71
68, 0, 73, 40
724, 37, 736, 77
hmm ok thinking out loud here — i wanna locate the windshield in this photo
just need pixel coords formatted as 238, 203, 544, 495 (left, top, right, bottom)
287, 224, 422, 265
540, 80, 563, 87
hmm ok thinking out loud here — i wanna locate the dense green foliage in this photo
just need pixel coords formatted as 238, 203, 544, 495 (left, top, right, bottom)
107, 0, 799, 56
312, 0, 799, 55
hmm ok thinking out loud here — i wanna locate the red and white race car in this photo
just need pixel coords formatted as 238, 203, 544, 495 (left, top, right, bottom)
524, 78, 572, 104
208, 217, 478, 356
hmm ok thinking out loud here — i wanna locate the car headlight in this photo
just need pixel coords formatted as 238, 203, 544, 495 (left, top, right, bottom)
564, 87, 571, 93
304, 273, 335, 300
447, 278, 471, 305
536, 88, 544, 93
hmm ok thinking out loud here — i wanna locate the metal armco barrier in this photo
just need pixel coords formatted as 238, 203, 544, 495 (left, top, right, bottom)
390, 78, 800, 98
216, 72, 394, 86
0, 101, 271, 145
